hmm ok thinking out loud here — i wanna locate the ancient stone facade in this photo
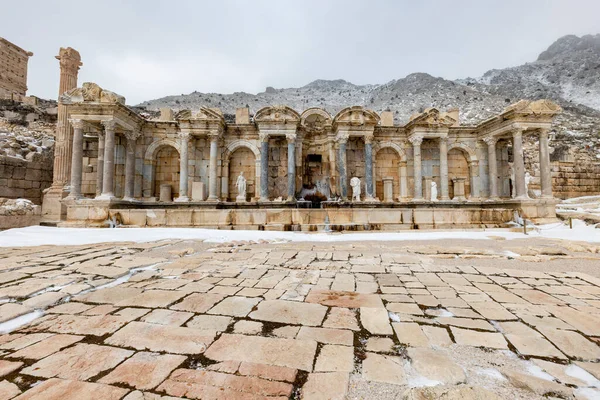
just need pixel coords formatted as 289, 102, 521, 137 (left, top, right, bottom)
0, 38, 33, 101
0, 155, 53, 204
48, 79, 562, 228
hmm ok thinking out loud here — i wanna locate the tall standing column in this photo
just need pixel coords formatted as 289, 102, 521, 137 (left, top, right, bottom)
399, 161, 408, 200
95, 132, 105, 197
336, 133, 349, 200
208, 133, 220, 201
67, 119, 85, 199
539, 129, 553, 198
176, 132, 190, 202
364, 134, 374, 199
99, 120, 116, 199
484, 136, 499, 199
259, 133, 270, 201
439, 137, 449, 200
410, 136, 423, 200
123, 131, 138, 201
512, 129, 527, 199
469, 160, 480, 199
286, 133, 296, 201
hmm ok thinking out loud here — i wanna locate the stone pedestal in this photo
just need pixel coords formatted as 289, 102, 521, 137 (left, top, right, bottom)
192, 182, 205, 201
423, 177, 432, 202
383, 177, 393, 202
452, 178, 466, 201
236, 194, 247, 203
159, 184, 172, 202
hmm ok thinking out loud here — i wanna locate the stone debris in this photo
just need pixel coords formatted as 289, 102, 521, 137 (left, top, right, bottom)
0, 239, 597, 398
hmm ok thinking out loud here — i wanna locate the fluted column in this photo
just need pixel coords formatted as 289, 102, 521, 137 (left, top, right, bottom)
410, 135, 423, 200
484, 136, 498, 199
439, 137, 449, 200
286, 133, 296, 201
99, 120, 116, 199
364, 134, 374, 199
67, 119, 85, 199
259, 133, 270, 201
95, 132, 105, 197
207, 133, 220, 201
123, 131, 138, 201
336, 133, 349, 200
175, 132, 190, 202
539, 129, 552, 198
512, 129, 527, 199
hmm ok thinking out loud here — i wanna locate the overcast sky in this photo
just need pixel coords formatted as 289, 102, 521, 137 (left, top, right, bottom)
3, 0, 600, 104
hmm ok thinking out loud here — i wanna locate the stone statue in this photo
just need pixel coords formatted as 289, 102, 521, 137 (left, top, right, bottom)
508, 162, 516, 199
431, 181, 438, 202
350, 177, 361, 201
235, 172, 247, 202
524, 172, 532, 198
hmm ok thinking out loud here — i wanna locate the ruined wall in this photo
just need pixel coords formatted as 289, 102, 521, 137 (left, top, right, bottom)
267, 138, 288, 199
0, 38, 32, 100
0, 154, 53, 204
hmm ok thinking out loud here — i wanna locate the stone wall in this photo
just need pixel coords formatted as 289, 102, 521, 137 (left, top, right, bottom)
0, 38, 32, 99
0, 154, 53, 204
267, 138, 289, 199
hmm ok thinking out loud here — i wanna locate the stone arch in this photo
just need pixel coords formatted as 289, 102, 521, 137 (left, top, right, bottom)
373, 142, 407, 161
447, 142, 477, 162
223, 140, 260, 160
223, 140, 261, 201
144, 139, 180, 162
142, 139, 181, 200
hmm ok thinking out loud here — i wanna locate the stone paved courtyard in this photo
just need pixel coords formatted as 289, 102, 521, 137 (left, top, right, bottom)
0, 235, 599, 399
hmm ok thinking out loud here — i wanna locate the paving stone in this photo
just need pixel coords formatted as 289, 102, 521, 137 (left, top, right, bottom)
116, 290, 187, 308
140, 309, 193, 326
401, 385, 502, 400
436, 317, 495, 331
386, 303, 423, 316
305, 290, 384, 308
450, 327, 508, 349
238, 362, 297, 383
272, 325, 300, 338
315, 344, 354, 372
204, 333, 317, 371
21, 343, 133, 380
236, 287, 267, 297
297, 327, 354, 346
249, 300, 327, 326
532, 359, 594, 387
207, 296, 261, 317
233, 320, 263, 335
0, 380, 20, 399
22, 292, 67, 309
8, 334, 84, 360
74, 286, 143, 305
575, 361, 600, 380
360, 307, 393, 335
46, 302, 94, 315
122, 391, 185, 400
392, 322, 429, 347
169, 293, 226, 313
303, 373, 350, 399
114, 307, 151, 320
99, 351, 186, 390
546, 305, 600, 336
157, 368, 293, 399
105, 321, 215, 354
468, 301, 517, 320
323, 307, 360, 331
366, 337, 395, 353
502, 369, 572, 398
536, 327, 600, 360
27, 314, 131, 336
362, 353, 407, 384
421, 326, 453, 347
12, 378, 129, 400
0, 360, 22, 377
0, 304, 32, 323
407, 348, 466, 385
505, 334, 566, 359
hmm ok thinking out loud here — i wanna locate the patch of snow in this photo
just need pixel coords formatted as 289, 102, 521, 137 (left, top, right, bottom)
0, 310, 44, 334
526, 363, 556, 382
407, 374, 442, 388
388, 312, 401, 322
565, 364, 600, 387
476, 368, 507, 381
574, 388, 600, 400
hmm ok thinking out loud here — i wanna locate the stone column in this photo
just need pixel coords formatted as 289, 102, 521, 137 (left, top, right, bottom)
383, 177, 393, 202
67, 119, 85, 199
452, 178, 466, 201
221, 161, 229, 201
175, 132, 190, 202
208, 133, 219, 201
336, 133, 349, 200
512, 129, 527, 199
469, 160, 480, 199
328, 139, 337, 197
286, 133, 296, 201
364, 134, 374, 199
95, 132, 105, 197
259, 133, 269, 201
98, 120, 116, 199
539, 129, 553, 198
439, 137, 449, 200
399, 161, 408, 200
123, 131, 138, 201
410, 135, 423, 200
484, 136, 499, 199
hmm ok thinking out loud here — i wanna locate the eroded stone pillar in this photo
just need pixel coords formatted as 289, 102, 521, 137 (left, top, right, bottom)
95, 132, 105, 197
336, 133, 349, 200
469, 160, 480, 199
484, 136, 498, 199
123, 131, 138, 201
383, 177, 393, 202
208, 134, 219, 201
539, 129, 552, 198
259, 133, 269, 201
364, 134, 374, 199
67, 119, 85, 199
410, 135, 423, 200
452, 178, 466, 201
98, 120, 116, 199
286, 133, 296, 201
512, 129, 527, 199
176, 132, 190, 202
439, 137, 449, 200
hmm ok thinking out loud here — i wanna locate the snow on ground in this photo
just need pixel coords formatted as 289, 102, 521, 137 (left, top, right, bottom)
0, 221, 598, 247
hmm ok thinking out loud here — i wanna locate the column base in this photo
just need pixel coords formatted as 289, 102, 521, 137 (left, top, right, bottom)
122, 197, 136, 202
411, 197, 424, 202
440, 196, 450, 201
95, 193, 115, 201
364, 196, 380, 203
41, 185, 69, 223
236, 195, 247, 203
174, 196, 190, 203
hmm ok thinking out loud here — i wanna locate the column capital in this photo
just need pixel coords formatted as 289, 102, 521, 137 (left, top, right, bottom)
335, 132, 349, 144
207, 132, 220, 142
538, 129, 551, 139
125, 129, 141, 142
482, 135, 498, 146
69, 118, 85, 130
364, 133, 374, 144
468, 160, 479, 167
178, 131, 191, 142
512, 128, 524, 139
101, 119, 116, 131
408, 135, 423, 146
286, 133, 297, 143
438, 136, 448, 145
258, 132, 270, 143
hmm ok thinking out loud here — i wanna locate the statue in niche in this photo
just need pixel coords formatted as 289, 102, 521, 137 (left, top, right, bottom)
431, 181, 438, 202
235, 172, 247, 202
350, 177, 361, 201
524, 172, 532, 198
508, 162, 516, 198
